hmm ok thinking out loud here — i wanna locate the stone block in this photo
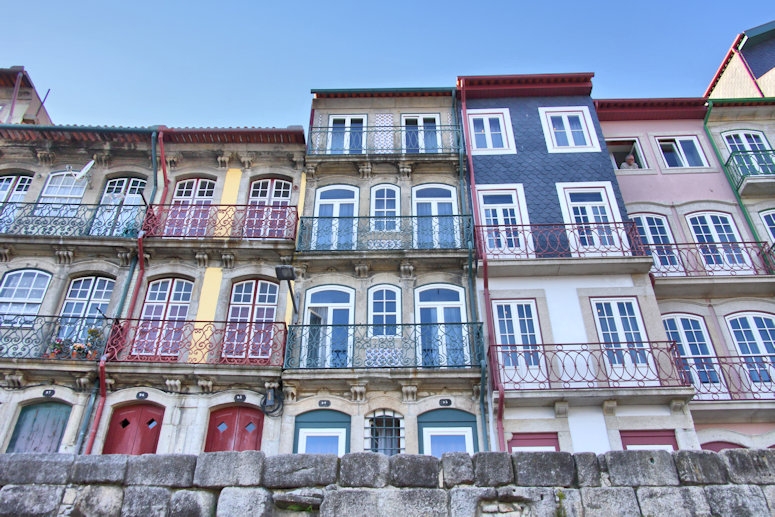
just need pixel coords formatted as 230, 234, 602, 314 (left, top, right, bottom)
120, 486, 171, 517
675, 450, 729, 485
71, 454, 128, 484
193, 451, 264, 487
513, 452, 576, 487
604, 450, 679, 486
721, 449, 775, 484
216, 487, 272, 517
389, 454, 440, 488
442, 452, 474, 487
580, 487, 640, 517
704, 484, 770, 517
473, 452, 513, 487
762, 485, 775, 514
495, 487, 556, 516
449, 487, 497, 517
339, 453, 389, 487
556, 488, 583, 517
574, 452, 601, 487
70, 485, 124, 517
321, 488, 447, 517
273, 488, 324, 511
263, 454, 338, 489
636, 486, 711, 517
125, 454, 197, 487
0, 453, 74, 485
0, 484, 64, 517
170, 490, 216, 517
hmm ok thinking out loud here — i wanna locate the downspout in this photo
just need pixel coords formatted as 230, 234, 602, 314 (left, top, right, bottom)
459, 79, 506, 452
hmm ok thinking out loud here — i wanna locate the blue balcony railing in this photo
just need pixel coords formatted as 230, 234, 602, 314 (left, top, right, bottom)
307, 125, 461, 156
285, 323, 483, 369
725, 150, 775, 187
0, 315, 112, 360
0, 203, 145, 238
297, 215, 473, 252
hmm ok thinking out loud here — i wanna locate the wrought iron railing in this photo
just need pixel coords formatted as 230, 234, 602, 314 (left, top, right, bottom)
285, 323, 483, 369
725, 150, 775, 187
142, 204, 298, 240
298, 215, 473, 251
681, 354, 775, 401
103, 319, 286, 366
490, 342, 688, 391
0, 315, 113, 360
476, 222, 645, 259
644, 241, 775, 277
0, 202, 146, 238
307, 125, 461, 156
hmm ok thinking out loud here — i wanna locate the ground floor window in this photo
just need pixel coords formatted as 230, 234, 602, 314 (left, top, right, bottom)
620, 430, 677, 451
508, 432, 560, 452
417, 408, 477, 457
293, 409, 350, 456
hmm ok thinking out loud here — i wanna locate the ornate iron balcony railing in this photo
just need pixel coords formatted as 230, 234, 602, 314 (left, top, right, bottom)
307, 125, 461, 156
298, 215, 473, 252
285, 323, 483, 369
644, 241, 775, 277
0, 202, 146, 238
681, 354, 775, 401
142, 204, 298, 240
489, 341, 687, 391
475, 222, 645, 259
0, 315, 113, 360
103, 318, 287, 366
725, 150, 775, 187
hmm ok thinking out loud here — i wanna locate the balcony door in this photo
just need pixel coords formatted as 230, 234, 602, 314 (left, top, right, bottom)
493, 300, 545, 388
663, 314, 726, 400
413, 185, 458, 249
0, 175, 30, 232
416, 285, 467, 367
57, 276, 115, 347
313, 186, 357, 250
559, 186, 622, 256
687, 212, 752, 274
35, 171, 87, 220
91, 177, 146, 237
133, 278, 193, 357
246, 178, 291, 238
724, 131, 775, 176
402, 115, 439, 154
303, 287, 354, 368
329, 115, 365, 155
223, 280, 278, 361
478, 189, 530, 258
727, 313, 775, 395
631, 214, 682, 275
166, 178, 215, 237
593, 298, 655, 386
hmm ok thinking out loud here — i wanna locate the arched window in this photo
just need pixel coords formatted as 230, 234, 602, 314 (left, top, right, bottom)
412, 185, 459, 249
91, 177, 146, 237
245, 178, 293, 238
418, 408, 477, 456
723, 130, 774, 176
663, 314, 721, 397
630, 213, 681, 274
36, 171, 87, 217
371, 184, 399, 231
133, 278, 193, 357
302, 286, 354, 368
223, 279, 279, 361
0, 175, 31, 233
294, 409, 350, 455
0, 269, 51, 325
686, 212, 751, 273
760, 209, 775, 243
166, 178, 216, 237
6, 402, 71, 453
58, 276, 115, 346
415, 284, 467, 367
364, 409, 404, 456
726, 313, 775, 386
312, 186, 358, 250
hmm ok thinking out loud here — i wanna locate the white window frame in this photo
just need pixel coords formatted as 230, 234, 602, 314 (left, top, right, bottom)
422, 426, 475, 457
726, 312, 775, 392
606, 138, 648, 170
556, 182, 626, 256
477, 185, 532, 258
722, 130, 773, 176
492, 299, 546, 389
686, 211, 752, 274
656, 136, 708, 168
297, 428, 347, 456
328, 115, 367, 155
466, 108, 517, 155
538, 106, 601, 153
312, 185, 359, 251
401, 114, 441, 154
760, 209, 775, 243
0, 269, 52, 325
302, 285, 355, 368
630, 213, 683, 275
415, 284, 468, 368
369, 184, 400, 245
663, 313, 724, 400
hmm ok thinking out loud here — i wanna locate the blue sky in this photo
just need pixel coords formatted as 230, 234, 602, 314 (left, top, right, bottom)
4, 1, 773, 129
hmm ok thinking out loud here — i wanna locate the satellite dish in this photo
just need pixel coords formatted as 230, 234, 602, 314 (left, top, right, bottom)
72, 159, 95, 181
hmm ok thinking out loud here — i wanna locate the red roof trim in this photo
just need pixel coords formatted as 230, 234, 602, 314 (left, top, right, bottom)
0, 127, 306, 145
458, 73, 594, 98
704, 33, 745, 98
594, 98, 707, 121
312, 90, 452, 99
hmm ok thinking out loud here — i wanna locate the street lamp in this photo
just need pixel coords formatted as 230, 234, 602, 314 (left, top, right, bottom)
275, 265, 298, 314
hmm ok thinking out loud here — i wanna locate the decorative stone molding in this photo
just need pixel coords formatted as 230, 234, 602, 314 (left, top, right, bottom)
554, 401, 569, 418
165, 153, 182, 169
195, 251, 209, 268
290, 152, 305, 170
4, 371, 24, 388
55, 248, 74, 265
472, 384, 481, 400
354, 262, 369, 278
399, 260, 415, 279
238, 152, 255, 169
305, 165, 317, 180
221, 253, 234, 269
94, 153, 111, 168
165, 378, 184, 394
401, 384, 417, 403
36, 150, 55, 166
216, 152, 231, 169
350, 384, 367, 403
670, 399, 686, 414
117, 249, 133, 267
603, 399, 617, 416
0, 247, 11, 262
75, 374, 95, 392
283, 384, 298, 403
358, 162, 372, 179
398, 162, 412, 179
105, 377, 115, 391
197, 378, 214, 393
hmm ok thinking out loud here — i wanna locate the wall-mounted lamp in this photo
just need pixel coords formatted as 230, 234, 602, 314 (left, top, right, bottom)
275, 265, 298, 314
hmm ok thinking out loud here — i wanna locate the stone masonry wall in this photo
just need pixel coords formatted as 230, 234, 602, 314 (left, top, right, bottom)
1, 449, 775, 516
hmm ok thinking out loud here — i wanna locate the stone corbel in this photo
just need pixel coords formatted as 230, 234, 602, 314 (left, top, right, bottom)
94, 152, 111, 168
36, 150, 55, 166
290, 152, 305, 170
305, 165, 317, 180
283, 383, 298, 403
603, 399, 617, 416
238, 152, 255, 170
216, 152, 231, 169
117, 249, 134, 267
354, 262, 369, 278
195, 250, 209, 268
554, 401, 569, 418
198, 378, 214, 393
358, 162, 372, 179
221, 253, 235, 269
76, 374, 95, 392
398, 162, 412, 179
400, 260, 415, 279
0, 247, 12, 262
4, 371, 24, 388
165, 152, 182, 169
670, 399, 686, 414
55, 248, 74, 265
165, 378, 184, 394
350, 383, 367, 402
105, 377, 115, 391
401, 384, 417, 403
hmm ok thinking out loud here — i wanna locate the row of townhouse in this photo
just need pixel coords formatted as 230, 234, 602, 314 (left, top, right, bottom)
0, 20, 774, 457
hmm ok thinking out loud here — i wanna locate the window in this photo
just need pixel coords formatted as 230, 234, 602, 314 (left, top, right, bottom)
417, 409, 478, 456
91, 177, 146, 237
58, 276, 115, 343
606, 139, 647, 169
245, 178, 292, 239
133, 278, 193, 357
329, 115, 365, 155
370, 185, 400, 246
620, 430, 677, 451
493, 300, 544, 387
303, 286, 354, 368
592, 298, 653, 385
364, 409, 405, 456
723, 131, 775, 176
412, 185, 459, 249
0, 175, 31, 232
657, 137, 707, 168
294, 409, 350, 455
761, 210, 775, 242
369, 285, 400, 336
663, 314, 720, 392
37, 171, 88, 216
466, 108, 516, 155
478, 186, 531, 258
402, 114, 440, 154
508, 432, 560, 452
726, 313, 775, 384
166, 178, 215, 237
687, 212, 751, 273
631, 214, 681, 274
223, 280, 278, 360
416, 285, 467, 367
538, 106, 601, 153
313, 186, 358, 250
0, 269, 51, 325
556, 182, 625, 256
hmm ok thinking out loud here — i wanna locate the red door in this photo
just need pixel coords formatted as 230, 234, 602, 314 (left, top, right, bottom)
204, 406, 264, 452
103, 404, 164, 455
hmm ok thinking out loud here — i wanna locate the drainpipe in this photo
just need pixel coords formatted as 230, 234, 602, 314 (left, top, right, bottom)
83, 358, 107, 454
459, 79, 506, 452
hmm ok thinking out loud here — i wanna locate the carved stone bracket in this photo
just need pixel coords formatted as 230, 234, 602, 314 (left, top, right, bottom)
400, 260, 415, 279
4, 371, 24, 388
290, 152, 305, 170
603, 399, 617, 416
165, 153, 182, 169
670, 399, 686, 414
221, 253, 235, 269
55, 248, 74, 265
94, 153, 111, 168
216, 152, 231, 169
0, 247, 11, 262
117, 249, 134, 267
195, 251, 209, 268
105, 378, 115, 391
238, 152, 255, 169
283, 383, 298, 403
165, 378, 184, 394
401, 384, 417, 403
76, 374, 95, 392
305, 165, 317, 180
354, 262, 369, 278
36, 150, 55, 166
350, 384, 367, 402
398, 162, 412, 179
358, 162, 372, 179
198, 378, 214, 393
472, 384, 481, 400
554, 401, 569, 418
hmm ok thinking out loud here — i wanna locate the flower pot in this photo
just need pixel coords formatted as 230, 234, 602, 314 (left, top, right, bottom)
71, 351, 78, 359
87, 351, 97, 360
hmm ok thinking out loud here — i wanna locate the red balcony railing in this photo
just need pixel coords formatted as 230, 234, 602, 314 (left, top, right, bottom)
682, 354, 775, 401
489, 342, 687, 392
104, 319, 286, 366
142, 204, 298, 240
476, 222, 645, 259
645, 241, 775, 277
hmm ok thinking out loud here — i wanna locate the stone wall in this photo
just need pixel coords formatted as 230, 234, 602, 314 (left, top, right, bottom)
1, 449, 775, 516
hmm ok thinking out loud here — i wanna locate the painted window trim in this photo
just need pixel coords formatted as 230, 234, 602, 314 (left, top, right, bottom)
421, 426, 475, 456
620, 430, 678, 451
477, 184, 532, 258
721, 129, 773, 152
508, 432, 560, 452
606, 137, 649, 170
538, 106, 601, 153
297, 428, 348, 455
327, 114, 368, 155
555, 181, 623, 226
466, 108, 517, 155
654, 135, 709, 169
401, 113, 442, 154
759, 209, 775, 243
363, 409, 406, 456
369, 184, 400, 234
368, 284, 402, 329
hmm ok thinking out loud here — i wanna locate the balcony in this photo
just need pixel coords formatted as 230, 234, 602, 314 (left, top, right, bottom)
142, 204, 298, 241
0, 315, 112, 360
0, 203, 145, 239
284, 323, 483, 369
725, 150, 775, 196
297, 215, 473, 252
307, 125, 461, 156
490, 341, 688, 395
103, 319, 286, 366
682, 354, 775, 401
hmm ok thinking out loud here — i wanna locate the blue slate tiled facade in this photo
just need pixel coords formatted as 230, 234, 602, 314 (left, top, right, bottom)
467, 96, 629, 225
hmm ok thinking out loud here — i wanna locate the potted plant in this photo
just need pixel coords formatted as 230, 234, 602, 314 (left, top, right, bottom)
48, 337, 69, 358
71, 342, 87, 359
85, 328, 102, 359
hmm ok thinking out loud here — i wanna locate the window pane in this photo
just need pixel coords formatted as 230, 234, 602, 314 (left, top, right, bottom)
305, 435, 340, 454
679, 139, 703, 167
660, 142, 683, 167
488, 117, 504, 148
430, 434, 467, 456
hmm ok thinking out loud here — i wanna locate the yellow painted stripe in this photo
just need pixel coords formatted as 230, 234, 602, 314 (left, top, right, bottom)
190, 267, 223, 363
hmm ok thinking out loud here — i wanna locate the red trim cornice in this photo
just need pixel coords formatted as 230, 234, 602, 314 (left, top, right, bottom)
458, 73, 594, 98
594, 98, 707, 121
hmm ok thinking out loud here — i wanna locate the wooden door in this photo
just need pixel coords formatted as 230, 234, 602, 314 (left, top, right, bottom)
6, 402, 71, 453
204, 406, 263, 452
103, 404, 164, 455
